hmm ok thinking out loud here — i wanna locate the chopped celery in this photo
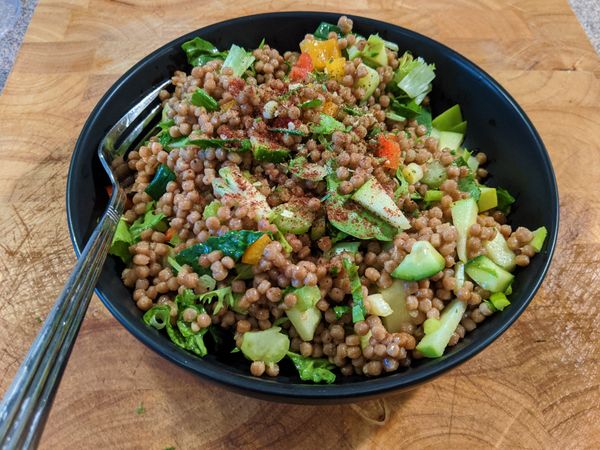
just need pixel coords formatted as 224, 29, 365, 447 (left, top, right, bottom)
424, 190, 443, 203
421, 160, 447, 189
391, 241, 445, 281
360, 330, 372, 350
240, 327, 290, 363
453, 261, 465, 295
530, 226, 548, 252
451, 198, 478, 262
222, 44, 255, 77
416, 299, 467, 357
423, 318, 441, 335
396, 56, 435, 104
402, 163, 423, 184
438, 130, 464, 151
290, 285, 321, 312
489, 292, 511, 311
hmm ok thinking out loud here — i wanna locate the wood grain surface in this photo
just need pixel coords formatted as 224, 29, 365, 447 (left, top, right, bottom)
1, 0, 599, 448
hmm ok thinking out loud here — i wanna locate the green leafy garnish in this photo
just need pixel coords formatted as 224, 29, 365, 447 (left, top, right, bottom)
457, 174, 481, 201
175, 230, 265, 274
333, 305, 351, 320
109, 217, 134, 263
167, 255, 183, 274
258, 37, 266, 49
288, 156, 329, 181
129, 202, 167, 240
300, 99, 323, 109
314, 22, 342, 40
181, 37, 227, 67
496, 187, 516, 214
394, 166, 409, 198
145, 164, 176, 201
342, 105, 364, 116
191, 88, 219, 111
197, 287, 235, 314
287, 352, 336, 384
343, 258, 366, 322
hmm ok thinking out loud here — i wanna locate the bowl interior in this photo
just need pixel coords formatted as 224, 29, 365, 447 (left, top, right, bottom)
67, 12, 558, 402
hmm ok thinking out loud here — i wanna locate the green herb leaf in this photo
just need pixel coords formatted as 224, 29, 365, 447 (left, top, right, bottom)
129, 202, 166, 240
287, 352, 336, 384
175, 230, 265, 274
300, 99, 323, 109
496, 187, 516, 214
197, 287, 234, 315
314, 22, 342, 40
342, 105, 364, 116
167, 255, 183, 274
181, 37, 227, 67
109, 217, 134, 263
145, 164, 176, 201
191, 88, 219, 111
457, 174, 481, 201
288, 156, 329, 181
258, 37, 266, 49
333, 305, 351, 320
343, 258, 366, 322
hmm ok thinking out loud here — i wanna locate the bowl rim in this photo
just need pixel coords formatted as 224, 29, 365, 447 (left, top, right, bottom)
66, 11, 559, 401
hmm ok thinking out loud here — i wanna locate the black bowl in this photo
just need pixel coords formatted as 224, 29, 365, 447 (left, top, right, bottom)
66, 12, 558, 403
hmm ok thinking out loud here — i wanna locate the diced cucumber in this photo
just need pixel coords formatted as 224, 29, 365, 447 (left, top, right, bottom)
269, 200, 315, 234
291, 285, 321, 312
286, 305, 322, 341
484, 232, 516, 272
531, 226, 548, 252
449, 120, 467, 134
355, 64, 380, 101
362, 34, 388, 67
451, 198, 478, 263
202, 200, 221, 219
351, 177, 410, 230
391, 241, 445, 281
438, 131, 464, 151
431, 104, 463, 131
310, 215, 326, 241
250, 136, 290, 163
360, 330, 372, 350
421, 160, 447, 189
402, 163, 423, 184
416, 299, 467, 358
380, 280, 411, 333
453, 261, 465, 295
430, 127, 441, 140
366, 293, 393, 317
465, 255, 514, 293
477, 186, 498, 212
347, 45, 361, 61
241, 327, 290, 363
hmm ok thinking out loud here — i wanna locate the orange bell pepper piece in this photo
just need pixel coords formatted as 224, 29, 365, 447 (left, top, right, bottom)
377, 135, 401, 170
322, 101, 339, 117
241, 234, 272, 265
299, 38, 341, 70
325, 57, 346, 81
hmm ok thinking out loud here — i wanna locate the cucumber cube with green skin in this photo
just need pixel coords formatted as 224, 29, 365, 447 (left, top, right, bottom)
477, 186, 498, 212
241, 327, 290, 363
451, 198, 478, 263
347, 45, 361, 61
351, 177, 410, 229
250, 137, 290, 163
362, 34, 388, 68
421, 160, 447, 189
484, 232, 516, 271
270, 201, 315, 234
292, 285, 321, 312
380, 280, 411, 333
438, 131, 464, 151
286, 306, 322, 341
355, 64, 380, 101
449, 120, 467, 134
431, 104, 463, 131
416, 299, 467, 357
530, 226, 548, 252
465, 255, 514, 293
391, 241, 445, 281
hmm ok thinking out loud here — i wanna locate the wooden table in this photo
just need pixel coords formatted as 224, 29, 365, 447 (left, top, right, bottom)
1, 0, 599, 448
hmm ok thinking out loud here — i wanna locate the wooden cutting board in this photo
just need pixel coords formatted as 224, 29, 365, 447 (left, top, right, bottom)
1, 0, 599, 448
